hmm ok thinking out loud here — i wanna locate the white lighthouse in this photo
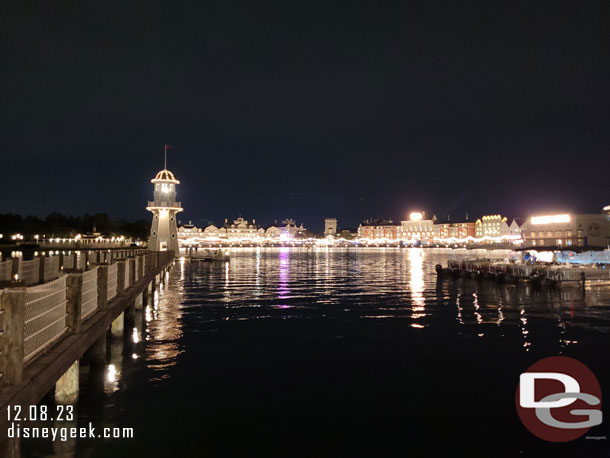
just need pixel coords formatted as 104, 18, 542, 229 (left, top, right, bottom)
146, 159, 183, 252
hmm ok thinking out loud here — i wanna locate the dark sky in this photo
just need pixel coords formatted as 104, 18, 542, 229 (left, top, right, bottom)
2, 1, 609, 230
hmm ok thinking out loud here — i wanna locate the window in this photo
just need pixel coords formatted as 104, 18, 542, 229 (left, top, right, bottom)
556, 239, 563, 245
539, 240, 544, 246
567, 240, 573, 246
566, 231, 573, 237
546, 231, 553, 237
556, 231, 563, 237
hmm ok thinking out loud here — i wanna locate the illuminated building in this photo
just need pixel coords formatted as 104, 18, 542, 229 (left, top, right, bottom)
520, 209, 610, 248
474, 214, 521, 238
177, 218, 307, 245
324, 218, 337, 236
203, 224, 222, 238
147, 166, 183, 252
265, 226, 282, 239
179, 222, 202, 236
278, 219, 307, 240
223, 217, 264, 240
434, 220, 476, 240
357, 219, 398, 240
398, 212, 436, 243
177, 223, 204, 248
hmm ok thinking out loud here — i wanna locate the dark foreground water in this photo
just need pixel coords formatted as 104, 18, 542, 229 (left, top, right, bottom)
22, 248, 610, 457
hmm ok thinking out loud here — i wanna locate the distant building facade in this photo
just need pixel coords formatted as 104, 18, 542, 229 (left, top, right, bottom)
434, 221, 476, 240
324, 218, 338, 236
223, 217, 264, 240
358, 219, 398, 240
178, 217, 307, 245
520, 211, 610, 249
398, 212, 435, 242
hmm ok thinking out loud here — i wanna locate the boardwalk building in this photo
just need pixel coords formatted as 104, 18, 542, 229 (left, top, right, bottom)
358, 219, 398, 240
398, 212, 436, 243
520, 211, 610, 249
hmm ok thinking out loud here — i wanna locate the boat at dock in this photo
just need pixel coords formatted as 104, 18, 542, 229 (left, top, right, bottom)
185, 249, 230, 262
436, 259, 610, 288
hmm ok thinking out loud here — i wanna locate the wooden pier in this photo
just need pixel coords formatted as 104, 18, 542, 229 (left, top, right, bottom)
0, 249, 175, 455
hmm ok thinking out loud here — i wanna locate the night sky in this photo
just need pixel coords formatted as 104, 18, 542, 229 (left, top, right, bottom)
2, 1, 609, 230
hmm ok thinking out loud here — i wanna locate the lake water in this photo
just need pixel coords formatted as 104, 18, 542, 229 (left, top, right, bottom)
22, 248, 610, 457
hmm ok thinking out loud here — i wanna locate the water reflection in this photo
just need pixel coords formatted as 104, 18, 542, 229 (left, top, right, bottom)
144, 273, 184, 382
174, 247, 610, 354
105, 339, 123, 393
278, 247, 290, 302
408, 248, 425, 316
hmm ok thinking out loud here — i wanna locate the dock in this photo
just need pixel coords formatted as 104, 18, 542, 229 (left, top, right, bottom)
436, 260, 610, 287
0, 249, 175, 455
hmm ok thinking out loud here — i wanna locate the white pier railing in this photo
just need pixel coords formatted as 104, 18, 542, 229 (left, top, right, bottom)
43, 256, 60, 282
0, 260, 12, 281
24, 276, 68, 362
18, 258, 40, 286
81, 268, 98, 320
0, 250, 174, 375
124, 261, 131, 288
107, 263, 118, 301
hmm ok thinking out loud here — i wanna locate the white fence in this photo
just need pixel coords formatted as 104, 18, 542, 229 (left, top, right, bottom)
76, 252, 87, 270
107, 263, 118, 301
62, 253, 75, 270
0, 260, 12, 281
81, 268, 98, 320
18, 258, 40, 286
44, 256, 59, 282
24, 276, 67, 362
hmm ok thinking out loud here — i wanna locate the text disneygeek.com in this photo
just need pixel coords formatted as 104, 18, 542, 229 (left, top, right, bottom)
6, 405, 133, 442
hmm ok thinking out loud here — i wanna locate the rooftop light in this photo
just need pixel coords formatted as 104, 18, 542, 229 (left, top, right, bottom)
531, 214, 570, 225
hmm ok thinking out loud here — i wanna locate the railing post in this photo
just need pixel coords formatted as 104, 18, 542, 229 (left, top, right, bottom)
117, 261, 126, 296
137, 255, 144, 281
65, 274, 83, 334
0, 288, 26, 385
10, 258, 18, 281
97, 265, 108, 311
129, 258, 136, 286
